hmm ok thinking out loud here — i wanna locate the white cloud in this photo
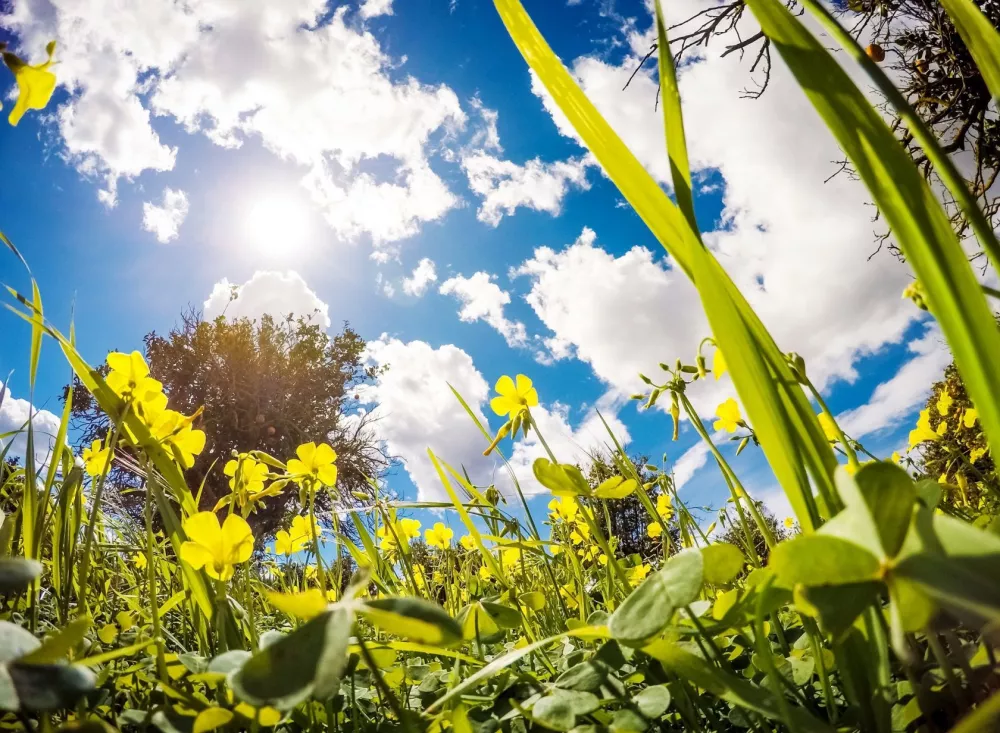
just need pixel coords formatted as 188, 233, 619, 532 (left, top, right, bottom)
3, 1, 464, 248
837, 323, 949, 440
462, 152, 592, 226
520, 10, 920, 408
359, 337, 494, 501
0, 382, 62, 469
402, 258, 438, 297
359, 0, 393, 19
673, 441, 710, 490
142, 187, 189, 243
439, 272, 528, 347
203, 271, 330, 328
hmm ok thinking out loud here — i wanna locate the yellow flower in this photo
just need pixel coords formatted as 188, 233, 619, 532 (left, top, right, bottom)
81, 439, 111, 477
234, 703, 282, 727
133, 552, 148, 571
890, 451, 901, 464
964, 408, 978, 429
569, 522, 590, 545
490, 374, 539, 418
286, 442, 338, 487
163, 419, 207, 469
559, 583, 579, 609
478, 565, 493, 581
106, 351, 162, 401
548, 495, 579, 523
274, 515, 317, 556
937, 391, 953, 417
713, 398, 742, 433
647, 521, 663, 539
655, 493, 673, 519
630, 563, 651, 584
818, 413, 839, 443
459, 534, 476, 551
783, 517, 795, 529
225, 456, 269, 494
908, 409, 940, 451
936, 420, 947, 436
179, 512, 253, 581
971, 447, 988, 463
377, 517, 421, 552
3, 41, 57, 127
400, 518, 422, 540
713, 348, 727, 380
425, 522, 454, 550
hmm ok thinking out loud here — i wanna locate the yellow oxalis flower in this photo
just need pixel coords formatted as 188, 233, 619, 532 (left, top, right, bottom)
133, 552, 147, 571
783, 517, 795, 529
106, 351, 162, 401
274, 515, 317, 556
490, 374, 538, 418
548, 495, 578, 523
234, 703, 282, 727
459, 534, 476, 551
656, 493, 673, 519
818, 413, 839, 443
908, 409, 940, 451
937, 391, 953, 417
713, 348, 727, 380
971, 447, 987, 463
425, 522, 454, 550
2, 41, 57, 127
713, 398, 742, 433
179, 512, 253, 581
225, 456, 269, 494
286, 442, 338, 487
81, 439, 111, 477
891, 451, 901, 464
399, 517, 422, 539
158, 416, 207, 469
964, 408, 978, 428
630, 563, 651, 584
647, 521, 663, 539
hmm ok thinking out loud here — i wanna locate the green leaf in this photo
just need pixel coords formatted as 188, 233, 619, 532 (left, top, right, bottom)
593, 476, 637, 500
770, 535, 880, 588
5, 663, 95, 712
21, 616, 91, 664
700, 543, 744, 584
532, 458, 591, 497
634, 684, 671, 719
360, 597, 462, 647
745, 0, 1000, 481
610, 709, 647, 733
793, 582, 882, 638
531, 693, 575, 731
519, 591, 546, 611
609, 549, 703, 644
854, 462, 916, 557
231, 606, 352, 709
0, 559, 42, 594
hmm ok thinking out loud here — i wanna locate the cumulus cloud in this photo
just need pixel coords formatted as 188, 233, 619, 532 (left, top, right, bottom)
203, 271, 330, 328
439, 272, 528, 347
3, 1, 463, 249
673, 441, 711, 490
0, 382, 63, 469
837, 323, 949, 440
462, 153, 592, 226
359, 0, 393, 19
519, 12, 920, 405
402, 258, 438, 297
142, 187, 189, 243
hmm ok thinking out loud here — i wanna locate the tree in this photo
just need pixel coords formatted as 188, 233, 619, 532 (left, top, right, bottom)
584, 451, 680, 561
634, 0, 1000, 252
69, 310, 391, 540
718, 501, 788, 566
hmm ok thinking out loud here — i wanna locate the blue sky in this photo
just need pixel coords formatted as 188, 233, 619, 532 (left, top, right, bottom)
0, 0, 948, 528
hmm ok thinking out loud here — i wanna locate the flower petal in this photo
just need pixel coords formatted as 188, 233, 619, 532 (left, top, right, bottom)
515, 374, 533, 395
494, 375, 515, 397
313, 443, 337, 466
179, 541, 213, 571
490, 395, 513, 417
523, 388, 539, 407
222, 514, 254, 564
296, 442, 317, 465
183, 512, 223, 556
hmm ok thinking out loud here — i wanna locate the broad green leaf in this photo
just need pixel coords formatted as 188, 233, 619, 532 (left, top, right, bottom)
456, 602, 500, 640
531, 692, 575, 731
231, 606, 352, 709
746, 0, 1000, 480
854, 462, 916, 558
610, 709, 647, 733
193, 707, 234, 733
360, 597, 462, 647
634, 684, 671, 719
793, 582, 881, 638
700, 543, 744, 584
519, 591, 546, 611
6, 663, 96, 712
608, 549, 703, 644
642, 642, 835, 732
593, 476, 637, 500
21, 616, 91, 664
533, 458, 591, 497
770, 535, 880, 587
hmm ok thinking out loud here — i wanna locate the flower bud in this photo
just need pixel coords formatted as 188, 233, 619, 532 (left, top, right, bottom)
483, 422, 511, 457
670, 393, 680, 442
644, 387, 661, 410
902, 281, 928, 311
695, 355, 707, 379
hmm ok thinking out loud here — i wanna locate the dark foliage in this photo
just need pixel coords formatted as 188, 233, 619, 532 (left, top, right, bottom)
68, 310, 391, 541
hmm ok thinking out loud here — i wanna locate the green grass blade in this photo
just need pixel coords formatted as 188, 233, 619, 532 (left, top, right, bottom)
745, 0, 1000, 484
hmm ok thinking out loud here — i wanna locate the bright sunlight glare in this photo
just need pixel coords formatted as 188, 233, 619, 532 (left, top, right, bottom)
241, 192, 313, 257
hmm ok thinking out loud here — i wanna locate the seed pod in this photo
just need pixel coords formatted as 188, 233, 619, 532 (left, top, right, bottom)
865, 43, 885, 63
736, 437, 750, 456
670, 394, 680, 441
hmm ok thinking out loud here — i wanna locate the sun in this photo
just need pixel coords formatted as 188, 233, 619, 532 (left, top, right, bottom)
241, 191, 313, 257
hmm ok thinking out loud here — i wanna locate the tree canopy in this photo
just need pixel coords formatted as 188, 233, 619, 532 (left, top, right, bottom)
69, 310, 391, 540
